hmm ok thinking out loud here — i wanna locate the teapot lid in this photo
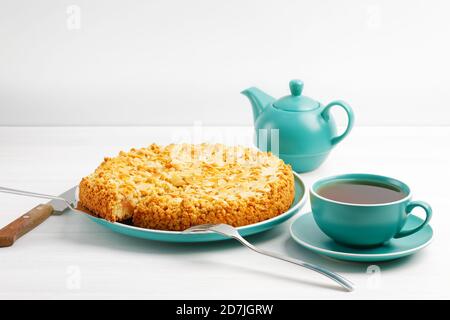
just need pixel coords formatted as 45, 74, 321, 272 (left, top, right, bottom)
273, 80, 319, 111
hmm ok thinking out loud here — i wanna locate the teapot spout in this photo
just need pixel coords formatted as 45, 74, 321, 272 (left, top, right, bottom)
241, 87, 275, 123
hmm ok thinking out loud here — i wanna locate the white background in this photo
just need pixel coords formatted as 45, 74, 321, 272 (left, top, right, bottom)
1, 0, 450, 126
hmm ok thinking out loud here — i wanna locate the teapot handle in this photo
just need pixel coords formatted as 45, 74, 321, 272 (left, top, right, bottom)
321, 100, 354, 146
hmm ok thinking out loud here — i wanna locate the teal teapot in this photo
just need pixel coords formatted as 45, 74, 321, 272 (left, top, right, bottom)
241, 79, 354, 172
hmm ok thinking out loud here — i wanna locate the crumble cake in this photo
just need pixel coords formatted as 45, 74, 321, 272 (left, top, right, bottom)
78, 144, 295, 231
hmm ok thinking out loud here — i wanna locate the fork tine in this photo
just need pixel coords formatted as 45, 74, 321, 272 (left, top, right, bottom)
183, 223, 217, 233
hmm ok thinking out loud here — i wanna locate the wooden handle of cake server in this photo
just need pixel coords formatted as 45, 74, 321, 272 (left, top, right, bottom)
0, 204, 53, 247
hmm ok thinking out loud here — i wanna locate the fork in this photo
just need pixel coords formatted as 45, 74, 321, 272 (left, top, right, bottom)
184, 223, 354, 292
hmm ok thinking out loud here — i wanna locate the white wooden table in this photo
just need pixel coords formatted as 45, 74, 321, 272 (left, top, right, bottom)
0, 126, 449, 299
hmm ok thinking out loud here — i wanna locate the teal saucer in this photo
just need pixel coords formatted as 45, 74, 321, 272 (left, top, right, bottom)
290, 213, 433, 262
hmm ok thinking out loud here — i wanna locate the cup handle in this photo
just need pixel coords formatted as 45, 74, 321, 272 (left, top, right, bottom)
394, 200, 432, 239
321, 100, 355, 146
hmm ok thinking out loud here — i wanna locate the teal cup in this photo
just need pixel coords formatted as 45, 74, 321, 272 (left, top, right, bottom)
310, 173, 432, 247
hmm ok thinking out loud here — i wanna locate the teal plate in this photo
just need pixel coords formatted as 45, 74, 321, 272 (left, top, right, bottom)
79, 172, 306, 243
290, 212, 433, 262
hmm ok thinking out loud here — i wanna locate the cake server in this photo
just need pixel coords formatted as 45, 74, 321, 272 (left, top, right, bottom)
0, 186, 77, 247
184, 223, 355, 292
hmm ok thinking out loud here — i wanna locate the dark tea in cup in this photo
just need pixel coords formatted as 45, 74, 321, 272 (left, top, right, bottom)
310, 173, 432, 247
316, 180, 407, 205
